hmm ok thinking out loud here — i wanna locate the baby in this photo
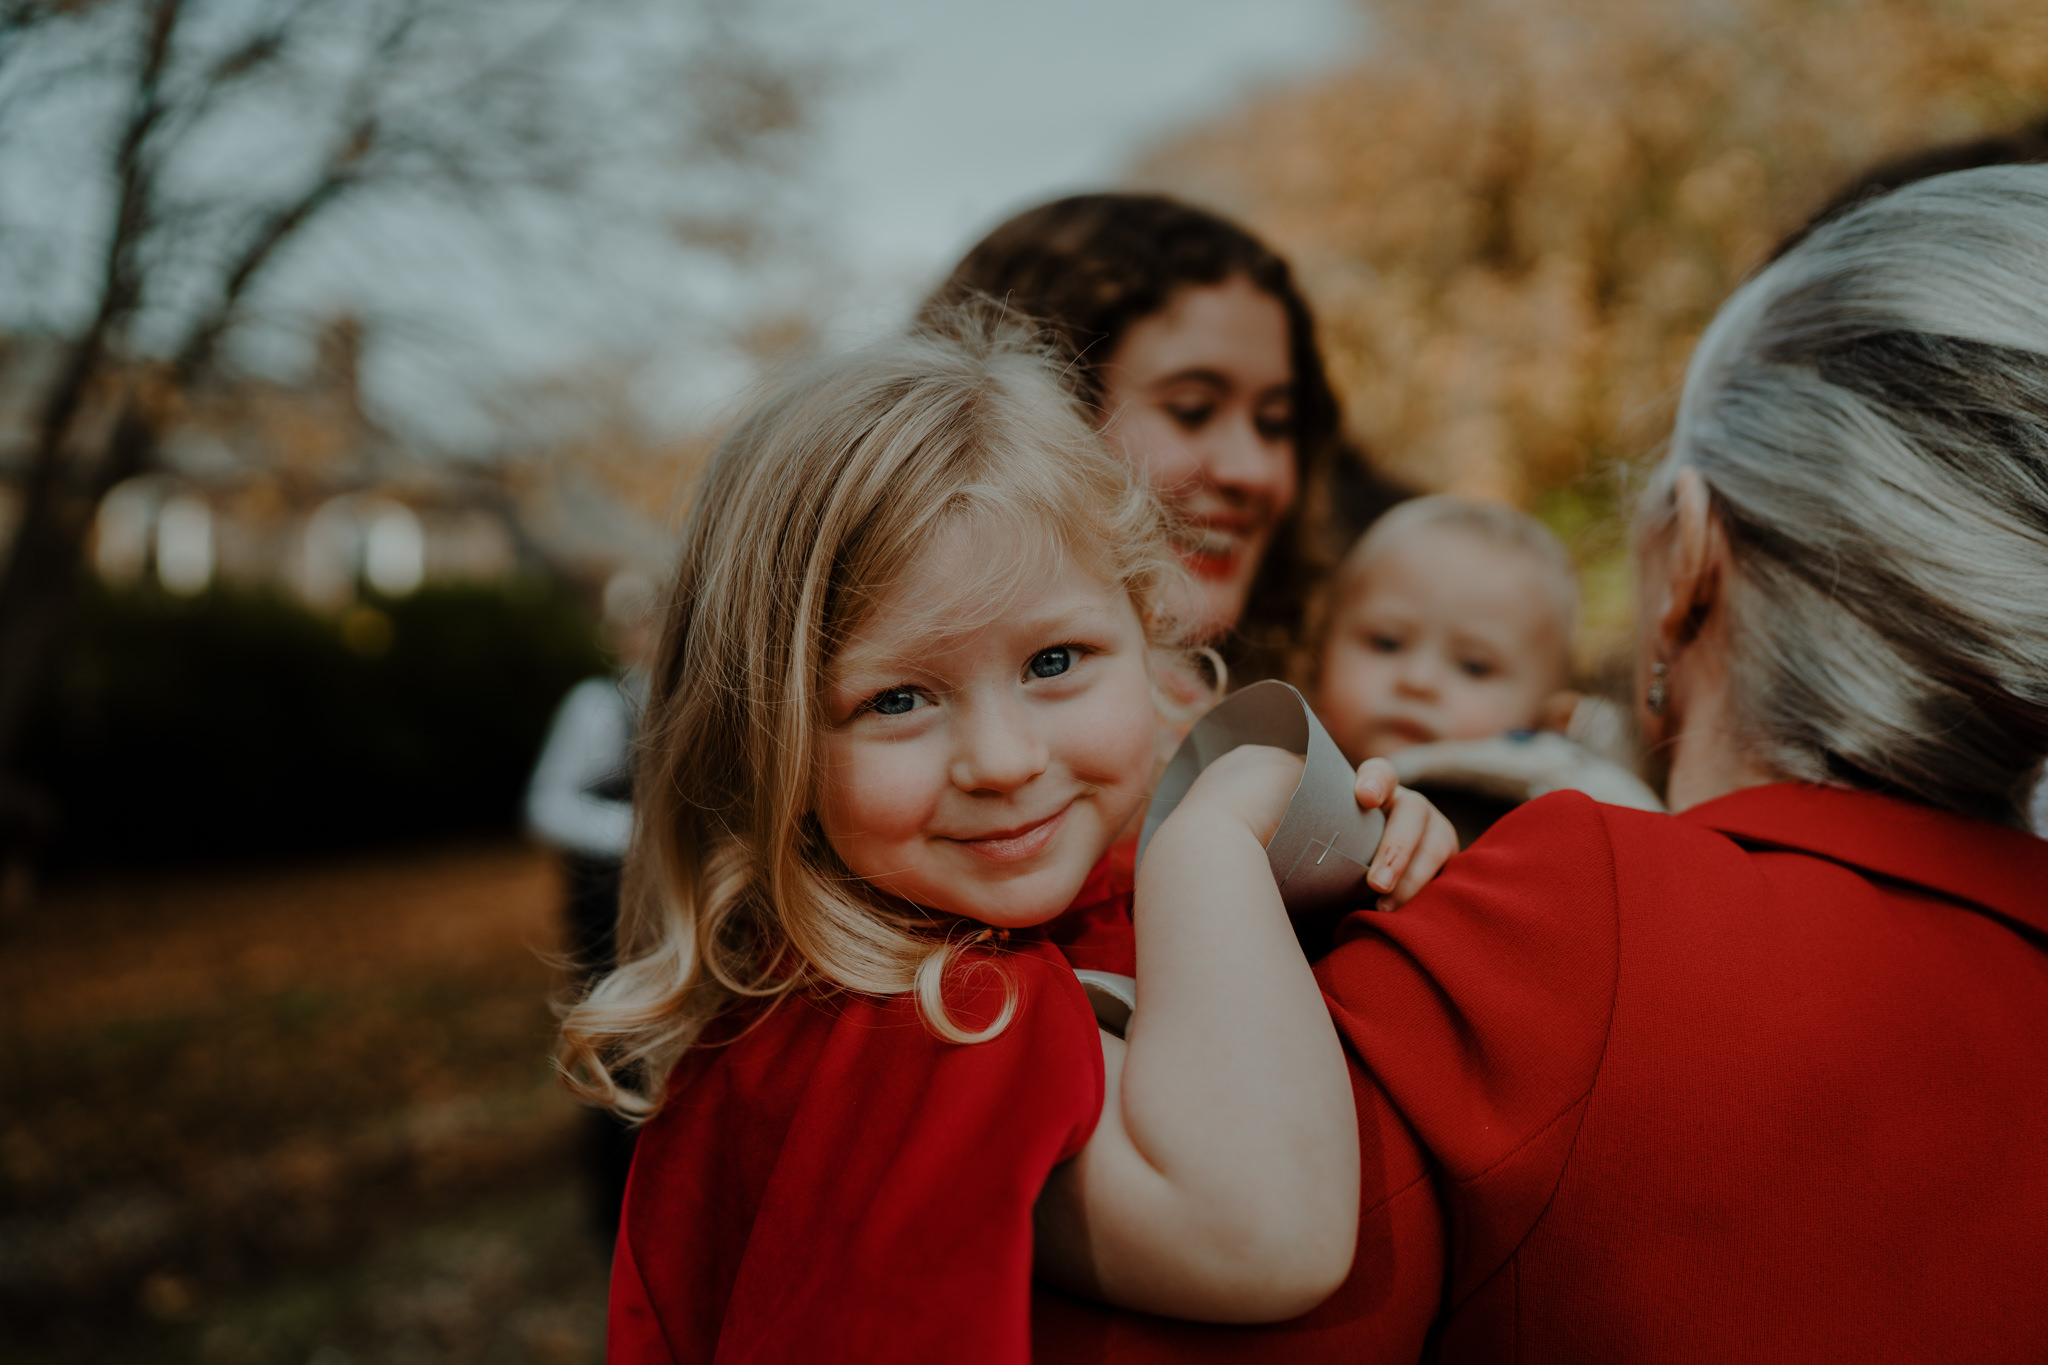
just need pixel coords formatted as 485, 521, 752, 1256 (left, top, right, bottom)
1314, 495, 1579, 765
1311, 495, 1661, 841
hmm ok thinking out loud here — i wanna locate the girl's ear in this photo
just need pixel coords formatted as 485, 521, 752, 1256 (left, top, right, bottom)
1655, 468, 1728, 655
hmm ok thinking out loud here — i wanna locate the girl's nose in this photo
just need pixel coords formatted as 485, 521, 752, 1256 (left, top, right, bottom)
948, 696, 1050, 793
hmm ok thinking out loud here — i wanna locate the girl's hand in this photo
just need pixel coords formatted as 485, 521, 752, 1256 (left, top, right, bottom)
1352, 758, 1460, 912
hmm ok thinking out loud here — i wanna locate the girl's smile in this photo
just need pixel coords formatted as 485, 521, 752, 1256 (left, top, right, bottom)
947, 802, 1071, 863
814, 523, 1158, 929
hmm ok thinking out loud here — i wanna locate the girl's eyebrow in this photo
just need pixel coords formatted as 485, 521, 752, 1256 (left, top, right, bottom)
1013, 596, 1128, 638
829, 645, 926, 687
832, 588, 1127, 674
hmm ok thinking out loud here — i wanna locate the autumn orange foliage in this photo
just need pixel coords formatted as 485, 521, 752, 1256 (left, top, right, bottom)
1139, 0, 2048, 659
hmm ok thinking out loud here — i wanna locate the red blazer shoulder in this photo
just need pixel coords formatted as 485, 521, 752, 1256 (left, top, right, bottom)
1325, 784, 2048, 1362
1318, 789, 1631, 1303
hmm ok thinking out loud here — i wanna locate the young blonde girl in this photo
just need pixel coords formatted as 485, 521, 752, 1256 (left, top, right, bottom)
559, 323, 1450, 1362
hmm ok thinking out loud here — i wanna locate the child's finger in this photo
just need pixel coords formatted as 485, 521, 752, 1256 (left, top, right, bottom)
1388, 805, 1461, 906
1366, 786, 1428, 895
1353, 757, 1398, 812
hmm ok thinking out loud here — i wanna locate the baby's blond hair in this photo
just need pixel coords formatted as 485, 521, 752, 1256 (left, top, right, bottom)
558, 318, 1191, 1121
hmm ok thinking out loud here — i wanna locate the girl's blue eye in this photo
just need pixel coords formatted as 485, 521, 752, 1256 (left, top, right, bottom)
1028, 646, 1076, 679
870, 688, 920, 716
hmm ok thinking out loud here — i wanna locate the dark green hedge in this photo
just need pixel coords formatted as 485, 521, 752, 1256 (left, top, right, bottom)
24, 580, 608, 868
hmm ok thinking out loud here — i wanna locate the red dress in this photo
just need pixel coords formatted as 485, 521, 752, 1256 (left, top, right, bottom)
1034, 783, 2048, 1362
607, 851, 1138, 1364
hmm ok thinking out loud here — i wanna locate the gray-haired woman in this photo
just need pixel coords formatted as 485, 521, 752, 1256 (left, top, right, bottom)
1037, 165, 2048, 1362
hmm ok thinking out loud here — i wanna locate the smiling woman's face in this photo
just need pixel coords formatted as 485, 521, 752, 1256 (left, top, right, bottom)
1098, 274, 1298, 641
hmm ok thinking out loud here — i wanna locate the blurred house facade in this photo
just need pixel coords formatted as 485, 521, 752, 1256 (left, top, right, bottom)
0, 320, 681, 609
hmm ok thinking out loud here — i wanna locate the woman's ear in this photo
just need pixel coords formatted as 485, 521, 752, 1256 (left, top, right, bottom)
1655, 468, 1728, 654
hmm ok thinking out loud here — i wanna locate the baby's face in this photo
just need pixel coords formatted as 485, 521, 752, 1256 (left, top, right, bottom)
1314, 529, 1569, 763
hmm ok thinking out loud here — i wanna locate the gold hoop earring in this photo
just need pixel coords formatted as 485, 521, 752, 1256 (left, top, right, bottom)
1646, 660, 1669, 717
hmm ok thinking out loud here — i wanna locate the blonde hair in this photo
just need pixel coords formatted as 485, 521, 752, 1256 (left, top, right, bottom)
1326, 494, 1578, 682
558, 321, 1191, 1120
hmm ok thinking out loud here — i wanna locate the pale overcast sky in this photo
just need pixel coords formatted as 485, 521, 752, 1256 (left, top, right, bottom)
798, 0, 1367, 325
614, 0, 1369, 431
475, 0, 1370, 440
0, 0, 1368, 449
176, 0, 1367, 447
369, 0, 1371, 440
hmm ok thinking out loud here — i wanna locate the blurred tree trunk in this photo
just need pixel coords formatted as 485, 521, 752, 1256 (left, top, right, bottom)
0, 0, 184, 801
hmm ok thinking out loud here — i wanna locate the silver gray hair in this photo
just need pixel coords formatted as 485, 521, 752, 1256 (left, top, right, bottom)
1642, 164, 2048, 826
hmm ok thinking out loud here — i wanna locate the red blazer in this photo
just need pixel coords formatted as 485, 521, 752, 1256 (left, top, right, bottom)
1036, 783, 2048, 1362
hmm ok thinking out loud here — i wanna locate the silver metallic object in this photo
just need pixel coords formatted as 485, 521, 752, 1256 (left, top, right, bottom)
1138, 681, 1388, 916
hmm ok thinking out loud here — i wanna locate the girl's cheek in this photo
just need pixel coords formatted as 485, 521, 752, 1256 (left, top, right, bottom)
866, 748, 946, 815
817, 741, 938, 839
1070, 673, 1163, 794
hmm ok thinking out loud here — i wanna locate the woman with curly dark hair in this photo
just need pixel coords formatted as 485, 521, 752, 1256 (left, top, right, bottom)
922, 193, 1402, 684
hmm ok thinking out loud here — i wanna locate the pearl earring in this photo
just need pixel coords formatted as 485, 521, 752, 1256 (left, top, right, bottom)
1646, 660, 1669, 716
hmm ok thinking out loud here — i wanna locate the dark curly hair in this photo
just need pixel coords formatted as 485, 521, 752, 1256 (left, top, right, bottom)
919, 193, 1403, 685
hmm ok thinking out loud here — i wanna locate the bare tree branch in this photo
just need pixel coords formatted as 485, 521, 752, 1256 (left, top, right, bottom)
0, 0, 63, 66
175, 149, 362, 379
0, 0, 819, 795
29, 0, 182, 468
0, 0, 184, 778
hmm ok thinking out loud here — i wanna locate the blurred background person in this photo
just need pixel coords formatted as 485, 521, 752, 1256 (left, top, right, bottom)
526, 568, 657, 1250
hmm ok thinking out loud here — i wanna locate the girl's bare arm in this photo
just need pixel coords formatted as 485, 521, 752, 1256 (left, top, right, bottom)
1034, 744, 1357, 1323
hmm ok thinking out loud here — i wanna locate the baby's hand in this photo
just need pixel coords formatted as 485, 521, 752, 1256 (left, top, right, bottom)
1353, 759, 1460, 912
1172, 743, 1306, 849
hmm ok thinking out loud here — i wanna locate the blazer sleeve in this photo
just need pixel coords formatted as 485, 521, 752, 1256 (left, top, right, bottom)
618, 941, 1105, 1365
1316, 788, 1622, 1309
